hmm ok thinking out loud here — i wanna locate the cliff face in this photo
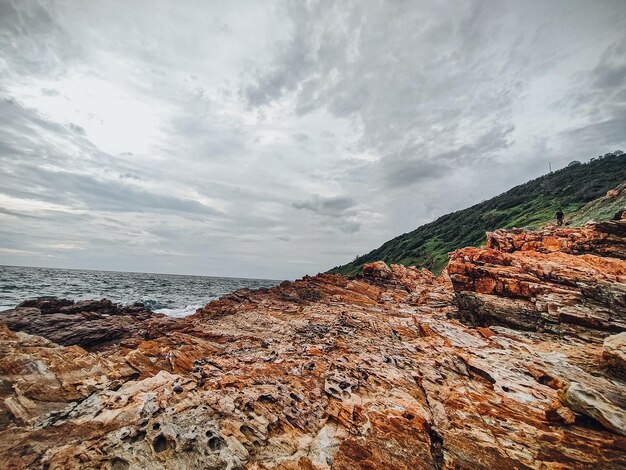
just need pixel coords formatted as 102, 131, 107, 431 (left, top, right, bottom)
448, 221, 626, 342
1, 222, 625, 469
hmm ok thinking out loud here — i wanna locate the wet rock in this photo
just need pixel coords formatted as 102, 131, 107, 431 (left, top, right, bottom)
0, 298, 178, 351
17, 297, 74, 313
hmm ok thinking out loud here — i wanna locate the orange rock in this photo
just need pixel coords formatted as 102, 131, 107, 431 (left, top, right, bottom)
545, 400, 576, 424
475, 277, 497, 294
415, 321, 432, 337
0, 222, 625, 469
543, 236, 562, 251
477, 327, 495, 338
450, 221, 626, 341
607, 189, 620, 199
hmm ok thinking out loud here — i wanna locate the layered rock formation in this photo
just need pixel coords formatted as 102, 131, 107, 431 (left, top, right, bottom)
448, 221, 626, 342
0, 222, 625, 469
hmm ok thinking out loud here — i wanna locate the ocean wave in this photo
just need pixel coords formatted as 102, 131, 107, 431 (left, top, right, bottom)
0, 265, 279, 316
140, 299, 172, 310
154, 305, 202, 318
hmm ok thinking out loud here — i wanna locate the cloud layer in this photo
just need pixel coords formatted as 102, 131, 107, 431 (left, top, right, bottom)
1, 0, 625, 279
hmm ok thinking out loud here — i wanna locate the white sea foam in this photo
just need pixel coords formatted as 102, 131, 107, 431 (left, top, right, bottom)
154, 305, 202, 318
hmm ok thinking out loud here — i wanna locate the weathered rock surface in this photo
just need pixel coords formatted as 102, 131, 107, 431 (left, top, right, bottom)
559, 382, 626, 436
604, 332, 626, 377
449, 221, 626, 342
1, 222, 625, 469
486, 220, 626, 260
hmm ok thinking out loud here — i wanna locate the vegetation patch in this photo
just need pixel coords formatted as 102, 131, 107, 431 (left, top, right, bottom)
328, 152, 626, 276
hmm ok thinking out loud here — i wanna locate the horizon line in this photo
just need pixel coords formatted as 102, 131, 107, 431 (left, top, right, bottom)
0, 263, 285, 283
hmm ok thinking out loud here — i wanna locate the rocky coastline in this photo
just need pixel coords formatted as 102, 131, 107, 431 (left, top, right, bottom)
1, 221, 625, 469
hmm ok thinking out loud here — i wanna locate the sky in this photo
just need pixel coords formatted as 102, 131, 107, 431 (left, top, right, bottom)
0, 0, 625, 280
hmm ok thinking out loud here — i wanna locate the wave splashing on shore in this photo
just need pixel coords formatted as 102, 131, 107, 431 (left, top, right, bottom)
0, 265, 279, 317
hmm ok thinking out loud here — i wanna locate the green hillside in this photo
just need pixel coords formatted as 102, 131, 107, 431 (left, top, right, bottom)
329, 151, 626, 276
568, 181, 626, 226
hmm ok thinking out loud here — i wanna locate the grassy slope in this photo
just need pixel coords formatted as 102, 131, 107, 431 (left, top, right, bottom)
329, 152, 626, 276
568, 181, 626, 226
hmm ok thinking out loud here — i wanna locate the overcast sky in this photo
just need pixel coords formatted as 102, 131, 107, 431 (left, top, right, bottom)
1, 0, 625, 280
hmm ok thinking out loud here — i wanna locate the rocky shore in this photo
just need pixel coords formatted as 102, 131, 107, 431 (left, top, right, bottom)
1, 221, 625, 469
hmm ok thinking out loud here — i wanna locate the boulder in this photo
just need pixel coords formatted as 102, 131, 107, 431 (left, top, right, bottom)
560, 382, 626, 436
0, 298, 178, 351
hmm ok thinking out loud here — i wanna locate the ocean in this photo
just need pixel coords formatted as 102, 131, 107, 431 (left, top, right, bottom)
0, 265, 280, 317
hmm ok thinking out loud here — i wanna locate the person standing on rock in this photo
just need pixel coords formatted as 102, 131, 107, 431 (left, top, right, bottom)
556, 208, 564, 226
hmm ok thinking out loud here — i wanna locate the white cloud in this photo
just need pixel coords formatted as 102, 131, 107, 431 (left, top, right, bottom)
0, 0, 625, 279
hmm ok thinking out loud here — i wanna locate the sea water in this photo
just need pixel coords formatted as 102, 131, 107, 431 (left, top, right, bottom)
0, 265, 280, 317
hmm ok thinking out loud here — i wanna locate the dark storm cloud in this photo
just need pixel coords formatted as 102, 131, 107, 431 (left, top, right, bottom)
563, 39, 626, 113
244, 0, 527, 192
562, 113, 626, 149
292, 195, 362, 234
0, 98, 71, 149
381, 124, 515, 188
292, 195, 358, 217
244, 3, 317, 107
0, 207, 41, 219
382, 158, 449, 189
553, 37, 626, 153
593, 41, 626, 91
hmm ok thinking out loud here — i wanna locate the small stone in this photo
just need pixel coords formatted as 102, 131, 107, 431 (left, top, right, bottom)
477, 327, 495, 338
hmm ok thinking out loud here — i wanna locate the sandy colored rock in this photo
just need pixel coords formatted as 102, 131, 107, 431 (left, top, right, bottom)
559, 382, 626, 436
604, 332, 626, 375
